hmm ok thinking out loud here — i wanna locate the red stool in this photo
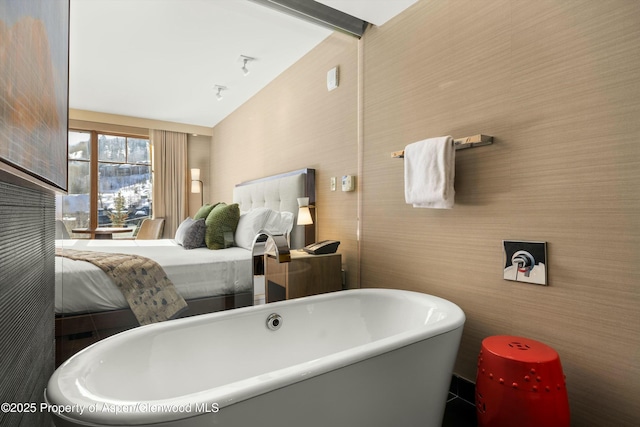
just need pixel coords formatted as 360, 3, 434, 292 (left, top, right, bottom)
476, 335, 570, 427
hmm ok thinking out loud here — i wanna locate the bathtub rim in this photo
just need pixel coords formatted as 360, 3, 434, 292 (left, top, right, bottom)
46, 288, 465, 426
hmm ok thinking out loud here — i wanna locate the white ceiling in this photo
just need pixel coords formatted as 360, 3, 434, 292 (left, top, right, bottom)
69, 0, 415, 129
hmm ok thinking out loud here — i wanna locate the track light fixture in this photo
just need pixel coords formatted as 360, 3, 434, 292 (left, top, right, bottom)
239, 55, 255, 76
214, 85, 227, 101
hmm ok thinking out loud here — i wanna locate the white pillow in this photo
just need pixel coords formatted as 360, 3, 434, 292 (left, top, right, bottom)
234, 208, 272, 250
264, 210, 294, 235
234, 208, 295, 250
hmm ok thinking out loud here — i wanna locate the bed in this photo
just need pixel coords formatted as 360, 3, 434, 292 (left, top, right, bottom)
55, 168, 315, 365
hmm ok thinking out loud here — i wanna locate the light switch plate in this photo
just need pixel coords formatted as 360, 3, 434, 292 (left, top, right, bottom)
327, 66, 339, 91
503, 240, 548, 285
330, 177, 336, 191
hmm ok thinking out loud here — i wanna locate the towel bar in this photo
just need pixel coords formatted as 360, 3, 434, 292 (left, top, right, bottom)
391, 134, 493, 158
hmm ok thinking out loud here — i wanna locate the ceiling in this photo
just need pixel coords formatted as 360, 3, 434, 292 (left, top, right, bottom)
69, 0, 417, 129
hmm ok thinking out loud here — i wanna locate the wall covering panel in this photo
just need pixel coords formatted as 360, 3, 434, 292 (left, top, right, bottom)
360, 1, 639, 426
0, 176, 55, 426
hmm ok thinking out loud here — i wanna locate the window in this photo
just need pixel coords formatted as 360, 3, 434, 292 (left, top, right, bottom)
96, 134, 152, 227
57, 130, 152, 237
59, 131, 91, 229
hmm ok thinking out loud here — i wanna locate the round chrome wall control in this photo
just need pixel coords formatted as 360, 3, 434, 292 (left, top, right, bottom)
512, 250, 535, 272
266, 313, 282, 331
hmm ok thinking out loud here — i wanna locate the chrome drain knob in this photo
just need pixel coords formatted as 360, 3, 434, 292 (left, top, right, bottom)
266, 313, 282, 331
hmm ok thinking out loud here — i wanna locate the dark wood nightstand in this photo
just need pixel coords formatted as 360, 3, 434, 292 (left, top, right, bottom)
265, 250, 342, 303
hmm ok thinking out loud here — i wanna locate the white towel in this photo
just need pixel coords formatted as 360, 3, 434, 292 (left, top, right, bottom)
404, 136, 455, 209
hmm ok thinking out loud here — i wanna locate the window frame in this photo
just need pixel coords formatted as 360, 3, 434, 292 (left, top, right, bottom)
67, 129, 152, 230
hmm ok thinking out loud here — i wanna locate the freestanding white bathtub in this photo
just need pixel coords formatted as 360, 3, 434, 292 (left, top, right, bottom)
46, 288, 465, 427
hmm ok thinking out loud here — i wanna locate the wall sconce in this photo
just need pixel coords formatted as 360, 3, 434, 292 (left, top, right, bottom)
214, 85, 227, 101
240, 55, 255, 76
297, 197, 316, 246
191, 168, 203, 206
297, 197, 313, 225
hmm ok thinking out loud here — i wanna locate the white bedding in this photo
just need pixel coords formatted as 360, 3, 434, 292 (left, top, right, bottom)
55, 239, 252, 315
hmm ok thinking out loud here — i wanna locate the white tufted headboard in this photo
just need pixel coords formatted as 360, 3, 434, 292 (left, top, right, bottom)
233, 168, 315, 249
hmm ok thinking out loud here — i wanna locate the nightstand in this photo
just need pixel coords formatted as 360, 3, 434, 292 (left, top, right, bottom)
265, 250, 342, 303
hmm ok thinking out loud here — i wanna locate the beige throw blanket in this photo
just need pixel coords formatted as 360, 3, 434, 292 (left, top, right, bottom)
56, 248, 188, 325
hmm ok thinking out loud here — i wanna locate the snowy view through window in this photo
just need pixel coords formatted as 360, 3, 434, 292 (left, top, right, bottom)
57, 131, 152, 237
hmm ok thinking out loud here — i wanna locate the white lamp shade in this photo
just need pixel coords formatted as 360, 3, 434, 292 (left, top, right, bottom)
191, 168, 200, 181
296, 197, 314, 225
191, 181, 201, 194
297, 206, 313, 225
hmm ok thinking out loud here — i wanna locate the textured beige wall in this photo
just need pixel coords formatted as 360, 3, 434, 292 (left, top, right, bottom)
209, 33, 360, 288
360, 1, 639, 426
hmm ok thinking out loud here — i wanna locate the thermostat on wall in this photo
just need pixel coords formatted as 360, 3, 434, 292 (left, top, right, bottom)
342, 175, 355, 192
327, 66, 339, 91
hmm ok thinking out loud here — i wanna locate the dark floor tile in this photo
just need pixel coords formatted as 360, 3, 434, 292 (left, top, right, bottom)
457, 378, 476, 404
442, 397, 477, 427
449, 375, 459, 395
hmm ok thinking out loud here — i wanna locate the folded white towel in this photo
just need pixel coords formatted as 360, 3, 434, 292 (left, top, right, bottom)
404, 136, 455, 209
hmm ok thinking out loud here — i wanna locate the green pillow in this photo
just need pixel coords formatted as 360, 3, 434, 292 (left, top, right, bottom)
194, 203, 219, 220
204, 203, 240, 249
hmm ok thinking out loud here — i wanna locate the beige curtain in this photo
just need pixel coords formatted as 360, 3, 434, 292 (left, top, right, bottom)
151, 129, 188, 238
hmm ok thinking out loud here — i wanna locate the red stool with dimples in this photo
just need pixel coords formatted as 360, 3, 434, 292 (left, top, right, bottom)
476, 335, 570, 427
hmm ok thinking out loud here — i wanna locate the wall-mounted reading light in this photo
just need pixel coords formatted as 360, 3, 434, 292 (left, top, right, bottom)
296, 197, 313, 226
240, 55, 255, 76
191, 168, 203, 206
214, 85, 227, 101
297, 197, 316, 246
